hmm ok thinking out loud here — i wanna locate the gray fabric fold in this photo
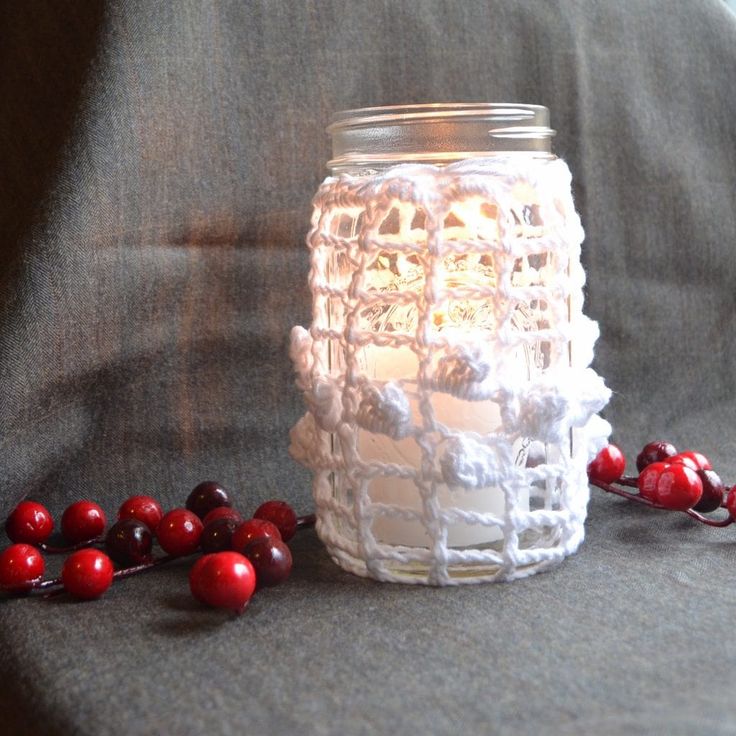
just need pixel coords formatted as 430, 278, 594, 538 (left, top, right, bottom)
1, 1, 735, 734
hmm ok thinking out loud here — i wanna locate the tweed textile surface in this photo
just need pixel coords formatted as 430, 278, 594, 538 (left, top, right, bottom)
1, 2, 735, 734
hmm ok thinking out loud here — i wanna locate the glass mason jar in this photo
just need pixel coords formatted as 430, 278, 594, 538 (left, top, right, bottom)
290, 104, 610, 585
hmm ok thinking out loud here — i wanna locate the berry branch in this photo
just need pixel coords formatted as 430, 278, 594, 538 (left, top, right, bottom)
589, 476, 734, 527
588, 441, 736, 527
0, 484, 316, 614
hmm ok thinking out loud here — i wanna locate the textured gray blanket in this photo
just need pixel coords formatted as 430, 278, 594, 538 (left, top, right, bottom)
1, 2, 735, 734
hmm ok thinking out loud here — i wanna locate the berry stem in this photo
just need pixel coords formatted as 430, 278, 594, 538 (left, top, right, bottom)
297, 513, 316, 529
682, 509, 734, 528
35, 554, 182, 595
590, 478, 655, 507
39, 537, 103, 554
111, 554, 179, 580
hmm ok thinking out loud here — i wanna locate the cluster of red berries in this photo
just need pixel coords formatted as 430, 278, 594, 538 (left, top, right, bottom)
0, 482, 306, 614
588, 441, 735, 521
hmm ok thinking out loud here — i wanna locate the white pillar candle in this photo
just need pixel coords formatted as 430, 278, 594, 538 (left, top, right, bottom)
355, 310, 529, 546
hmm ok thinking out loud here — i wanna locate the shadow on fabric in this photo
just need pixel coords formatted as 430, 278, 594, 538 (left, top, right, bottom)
0, 2, 105, 292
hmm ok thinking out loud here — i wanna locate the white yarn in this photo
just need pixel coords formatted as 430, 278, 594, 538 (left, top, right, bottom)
430, 340, 497, 400
356, 381, 413, 440
288, 413, 320, 466
305, 377, 342, 433
289, 326, 313, 391
500, 368, 611, 445
440, 436, 511, 490
290, 155, 611, 585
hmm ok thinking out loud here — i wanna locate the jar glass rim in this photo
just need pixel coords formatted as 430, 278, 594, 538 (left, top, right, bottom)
327, 103, 551, 132
327, 103, 555, 171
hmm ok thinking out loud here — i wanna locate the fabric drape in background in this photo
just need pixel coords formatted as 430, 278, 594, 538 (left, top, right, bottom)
1, 2, 735, 734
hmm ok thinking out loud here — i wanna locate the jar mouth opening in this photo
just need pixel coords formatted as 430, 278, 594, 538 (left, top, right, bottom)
327, 103, 555, 171
327, 103, 551, 132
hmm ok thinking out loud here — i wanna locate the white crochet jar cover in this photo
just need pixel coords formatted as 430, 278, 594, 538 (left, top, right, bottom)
290, 156, 611, 585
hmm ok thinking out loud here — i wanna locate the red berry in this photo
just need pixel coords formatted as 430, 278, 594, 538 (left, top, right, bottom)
587, 444, 626, 484
686, 451, 712, 471
61, 501, 107, 543
669, 451, 712, 472
638, 461, 669, 502
200, 518, 240, 554
117, 495, 164, 532
186, 481, 231, 520
231, 518, 281, 553
655, 464, 703, 511
156, 509, 203, 556
105, 519, 153, 565
636, 441, 677, 472
0, 544, 45, 592
189, 552, 256, 613
726, 487, 736, 520
5, 501, 54, 544
253, 501, 298, 542
61, 549, 114, 600
202, 507, 243, 526
693, 469, 725, 513
243, 537, 292, 588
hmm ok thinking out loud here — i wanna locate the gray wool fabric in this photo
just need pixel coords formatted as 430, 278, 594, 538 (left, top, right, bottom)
1, 1, 736, 734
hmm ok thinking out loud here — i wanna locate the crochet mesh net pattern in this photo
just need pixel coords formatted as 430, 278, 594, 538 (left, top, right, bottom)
290, 156, 611, 585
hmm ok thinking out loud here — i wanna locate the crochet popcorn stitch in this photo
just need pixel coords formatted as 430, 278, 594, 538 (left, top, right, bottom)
290, 156, 611, 585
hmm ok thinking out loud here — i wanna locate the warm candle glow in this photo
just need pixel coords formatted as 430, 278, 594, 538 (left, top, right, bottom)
351, 196, 537, 548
